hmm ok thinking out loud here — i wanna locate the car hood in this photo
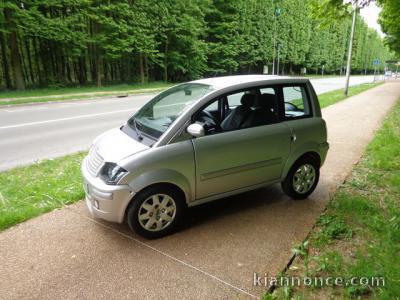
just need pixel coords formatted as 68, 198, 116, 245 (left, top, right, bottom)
94, 128, 149, 163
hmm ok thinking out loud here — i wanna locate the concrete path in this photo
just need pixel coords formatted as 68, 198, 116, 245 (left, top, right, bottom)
0, 82, 399, 299
0, 76, 377, 171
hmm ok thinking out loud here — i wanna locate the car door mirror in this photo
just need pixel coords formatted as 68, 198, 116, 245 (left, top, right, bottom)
187, 123, 205, 138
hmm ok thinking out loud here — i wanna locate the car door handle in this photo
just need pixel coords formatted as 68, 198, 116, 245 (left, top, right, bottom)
291, 133, 297, 142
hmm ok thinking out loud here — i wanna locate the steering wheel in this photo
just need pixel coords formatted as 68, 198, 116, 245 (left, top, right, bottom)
198, 110, 221, 133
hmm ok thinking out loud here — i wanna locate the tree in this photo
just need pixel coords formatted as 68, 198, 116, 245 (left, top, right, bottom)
0, 0, 391, 90
378, 0, 400, 56
1, 1, 26, 90
205, 0, 242, 75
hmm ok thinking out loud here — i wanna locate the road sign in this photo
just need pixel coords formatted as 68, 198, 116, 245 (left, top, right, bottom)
373, 59, 380, 65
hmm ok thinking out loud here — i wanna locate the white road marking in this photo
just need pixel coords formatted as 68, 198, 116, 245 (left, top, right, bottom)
2, 107, 49, 112
0, 97, 141, 112
0, 108, 138, 130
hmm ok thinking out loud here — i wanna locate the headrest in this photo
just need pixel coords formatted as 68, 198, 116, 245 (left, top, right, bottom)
259, 93, 276, 108
240, 93, 256, 107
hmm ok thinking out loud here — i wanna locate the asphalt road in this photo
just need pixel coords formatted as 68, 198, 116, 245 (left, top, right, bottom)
0, 75, 376, 171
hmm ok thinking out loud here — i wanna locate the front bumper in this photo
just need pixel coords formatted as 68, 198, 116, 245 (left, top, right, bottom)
81, 157, 134, 223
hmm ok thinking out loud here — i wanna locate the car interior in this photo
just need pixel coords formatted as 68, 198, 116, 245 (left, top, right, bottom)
194, 88, 280, 134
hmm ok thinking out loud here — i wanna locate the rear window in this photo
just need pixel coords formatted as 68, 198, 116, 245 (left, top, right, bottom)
283, 85, 311, 119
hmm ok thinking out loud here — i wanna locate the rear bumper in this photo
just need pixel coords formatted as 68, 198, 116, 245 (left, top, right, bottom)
82, 157, 134, 223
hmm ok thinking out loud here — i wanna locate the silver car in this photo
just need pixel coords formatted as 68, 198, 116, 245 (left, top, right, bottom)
82, 75, 329, 238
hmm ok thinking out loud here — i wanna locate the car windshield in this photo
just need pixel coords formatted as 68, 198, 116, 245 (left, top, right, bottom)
128, 83, 212, 139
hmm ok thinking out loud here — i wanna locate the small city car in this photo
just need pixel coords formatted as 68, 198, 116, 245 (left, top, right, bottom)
82, 75, 329, 238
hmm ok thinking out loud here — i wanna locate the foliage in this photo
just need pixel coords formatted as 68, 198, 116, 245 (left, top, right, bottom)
378, 0, 400, 55
0, 0, 393, 90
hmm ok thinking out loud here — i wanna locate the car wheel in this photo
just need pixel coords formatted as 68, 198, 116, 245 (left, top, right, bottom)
126, 185, 185, 238
281, 156, 320, 200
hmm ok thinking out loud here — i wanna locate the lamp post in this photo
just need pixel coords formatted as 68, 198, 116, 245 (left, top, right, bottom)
277, 43, 282, 75
344, 0, 358, 96
272, 7, 281, 75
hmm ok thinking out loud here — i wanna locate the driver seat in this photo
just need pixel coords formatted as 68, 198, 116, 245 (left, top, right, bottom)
221, 94, 255, 131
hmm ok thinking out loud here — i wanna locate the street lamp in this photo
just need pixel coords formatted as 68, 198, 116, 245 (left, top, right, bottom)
277, 43, 282, 75
272, 7, 281, 75
344, 0, 358, 96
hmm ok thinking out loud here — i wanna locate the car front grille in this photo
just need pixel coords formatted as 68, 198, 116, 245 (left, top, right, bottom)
87, 146, 104, 177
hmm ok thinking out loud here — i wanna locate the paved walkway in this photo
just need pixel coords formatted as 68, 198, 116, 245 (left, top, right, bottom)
1, 82, 399, 299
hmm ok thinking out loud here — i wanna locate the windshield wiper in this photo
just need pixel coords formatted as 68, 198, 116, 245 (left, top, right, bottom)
132, 118, 143, 141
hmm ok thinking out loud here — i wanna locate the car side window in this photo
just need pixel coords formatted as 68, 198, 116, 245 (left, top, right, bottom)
205, 99, 218, 112
192, 86, 282, 136
260, 87, 275, 94
283, 85, 311, 119
192, 98, 222, 135
227, 92, 244, 109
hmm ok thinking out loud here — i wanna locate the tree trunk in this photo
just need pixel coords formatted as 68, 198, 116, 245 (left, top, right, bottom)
96, 52, 103, 87
9, 31, 25, 90
1, 32, 12, 89
139, 53, 145, 83
5, 9, 25, 90
25, 40, 35, 85
77, 57, 86, 85
33, 38, 43, 86
66, 59, 72, 83
19, 37, 29, 86
48, 41, 57, 84
163, 37, 168, 82
144, 54, 149, 82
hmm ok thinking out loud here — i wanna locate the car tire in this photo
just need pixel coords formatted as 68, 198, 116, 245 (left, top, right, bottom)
281, 156, 320, 200
126, 185, 186, 239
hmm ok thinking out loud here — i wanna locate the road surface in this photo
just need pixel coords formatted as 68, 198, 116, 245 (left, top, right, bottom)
0, 76, 375, 171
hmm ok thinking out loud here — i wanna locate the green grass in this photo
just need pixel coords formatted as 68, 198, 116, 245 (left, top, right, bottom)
318, 82, 383, 108
267, 100, 400, 299
0, 82, 387, 231
0, 153, 86, 230
0, 82, 173, 105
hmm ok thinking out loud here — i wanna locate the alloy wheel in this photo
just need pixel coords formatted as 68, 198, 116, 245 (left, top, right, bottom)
137, 194, 177, 232
292, 164, 316, 194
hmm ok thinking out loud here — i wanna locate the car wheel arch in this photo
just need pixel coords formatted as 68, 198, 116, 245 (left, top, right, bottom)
282, 149, 321, 180
123, 181, 188, 224
127, 168, 191, 201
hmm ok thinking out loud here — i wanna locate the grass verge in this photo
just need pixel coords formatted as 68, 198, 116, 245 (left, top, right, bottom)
0, 153, 86, 230
266, 99, 400, 299
0, 82, 386, 231
0, 82, 173, 106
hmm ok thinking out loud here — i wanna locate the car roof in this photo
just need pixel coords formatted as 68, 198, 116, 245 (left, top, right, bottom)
191, 75, 308, 90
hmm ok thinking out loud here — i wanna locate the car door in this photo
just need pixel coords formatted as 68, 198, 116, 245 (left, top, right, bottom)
192, 87, 292, 200
280, 84, 324, 155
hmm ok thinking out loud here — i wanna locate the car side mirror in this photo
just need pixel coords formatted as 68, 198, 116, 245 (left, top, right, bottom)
187, 123, 205, 138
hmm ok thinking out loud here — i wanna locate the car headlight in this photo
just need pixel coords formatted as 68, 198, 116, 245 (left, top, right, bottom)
100, 162, 128, 185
